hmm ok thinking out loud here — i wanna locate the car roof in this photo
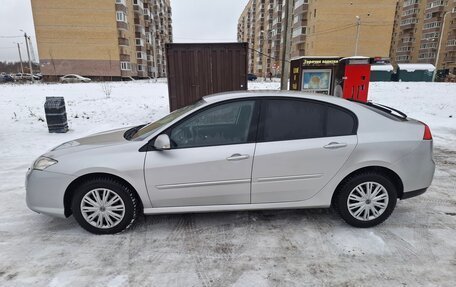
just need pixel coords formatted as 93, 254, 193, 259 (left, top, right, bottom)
202, 90, 359, 109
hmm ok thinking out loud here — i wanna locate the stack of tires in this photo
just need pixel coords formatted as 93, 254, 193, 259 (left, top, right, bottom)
44, 97, 69, 133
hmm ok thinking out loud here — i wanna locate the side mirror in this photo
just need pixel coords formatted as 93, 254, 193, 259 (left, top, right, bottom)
153, 134, 171, 150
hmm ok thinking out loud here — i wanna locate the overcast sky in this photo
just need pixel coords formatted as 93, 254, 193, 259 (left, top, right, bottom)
0, 0, 249, 62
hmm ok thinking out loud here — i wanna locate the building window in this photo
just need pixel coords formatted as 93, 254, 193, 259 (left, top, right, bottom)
397, 55, 410, 61
115, 0, 126, 5
403, 0, 419, 7
137, 52, 146, 59
426, 0, 445, 9
402, 36, 414, 43
422, 32, 439, 39
120, 62, 132, 71
402, 8, 419, 16
291, 26, 307, 38
420, 42, 437, 49
423, 22, 441, 30
133, 0, 144, 9
116, 11, 127, 22
400, 18, 418, 26
137, 64, 144, 72
135, 38, 144, 46
397, 46, 413, 52
418, 52, 436, 59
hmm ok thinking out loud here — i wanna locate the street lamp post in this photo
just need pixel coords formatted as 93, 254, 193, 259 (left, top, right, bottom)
20, 29, 34, 81
432, 11, 452, 82
354, 16, 361, 56
14, 42, 24, 74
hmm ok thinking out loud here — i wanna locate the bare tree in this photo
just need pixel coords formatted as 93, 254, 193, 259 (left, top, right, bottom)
101, 82, 113, 99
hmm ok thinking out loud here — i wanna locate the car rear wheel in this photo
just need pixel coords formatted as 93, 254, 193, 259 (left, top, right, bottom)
71, 178, 138, 234
335, 172, 397, 228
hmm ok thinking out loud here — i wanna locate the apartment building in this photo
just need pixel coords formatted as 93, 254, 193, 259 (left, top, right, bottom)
390, 0, 456, 73
238, 0, 397, 74
31, 0, 172, 80
238, 0, 282, 76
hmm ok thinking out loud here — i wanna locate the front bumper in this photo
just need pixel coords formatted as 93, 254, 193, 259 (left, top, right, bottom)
26, 168, 76, 218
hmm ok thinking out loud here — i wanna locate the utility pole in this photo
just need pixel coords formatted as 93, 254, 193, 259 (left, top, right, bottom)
280, 0, 293, 90
16, 43, 24, 74
354, 16, 361, 56
433, 11, 451, 82
21, 30, 34, 81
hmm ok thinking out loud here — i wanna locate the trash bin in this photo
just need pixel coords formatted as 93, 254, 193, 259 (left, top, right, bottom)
44, 97, 69, 133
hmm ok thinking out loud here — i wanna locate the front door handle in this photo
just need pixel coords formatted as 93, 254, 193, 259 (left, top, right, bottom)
323, 142, 347, 149
226, 154, 250, 161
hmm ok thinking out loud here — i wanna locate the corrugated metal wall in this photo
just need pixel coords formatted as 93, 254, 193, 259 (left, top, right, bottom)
166, 43, 248, 111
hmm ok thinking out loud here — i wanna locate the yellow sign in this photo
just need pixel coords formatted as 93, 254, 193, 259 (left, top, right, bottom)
303, 59, 339, 66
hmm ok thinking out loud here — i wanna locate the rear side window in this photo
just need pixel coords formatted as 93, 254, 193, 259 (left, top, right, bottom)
326, 106, 356, 137
259, 99, 356, 142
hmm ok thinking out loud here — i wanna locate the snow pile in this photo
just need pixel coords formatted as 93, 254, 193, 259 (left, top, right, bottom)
371, 65, 394, 72
397, 63, 436, 72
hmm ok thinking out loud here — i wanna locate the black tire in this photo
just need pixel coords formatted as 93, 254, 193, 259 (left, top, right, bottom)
335, 172, 397, 228
71, 177, 138, 234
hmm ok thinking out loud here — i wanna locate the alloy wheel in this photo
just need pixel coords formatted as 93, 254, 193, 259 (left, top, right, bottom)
80, 188, 126, 229
347, 181, 389, 221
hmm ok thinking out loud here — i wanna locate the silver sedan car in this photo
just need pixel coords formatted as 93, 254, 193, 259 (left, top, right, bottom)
26, 91, 435, 234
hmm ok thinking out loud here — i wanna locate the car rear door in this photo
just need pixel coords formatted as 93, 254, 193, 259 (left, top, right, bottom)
144, 99, 259, 207
251, 98, 358, 203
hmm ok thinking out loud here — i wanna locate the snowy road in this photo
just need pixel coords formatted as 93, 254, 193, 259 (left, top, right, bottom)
0, 81, 455, 286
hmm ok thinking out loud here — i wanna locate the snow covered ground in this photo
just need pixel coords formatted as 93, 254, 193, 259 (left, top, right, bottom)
0, 80, 455, 286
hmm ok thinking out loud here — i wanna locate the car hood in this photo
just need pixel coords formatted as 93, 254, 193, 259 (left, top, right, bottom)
47, 127, 131, 157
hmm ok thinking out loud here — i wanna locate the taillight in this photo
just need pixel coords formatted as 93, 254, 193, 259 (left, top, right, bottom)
422, 123, 432, 140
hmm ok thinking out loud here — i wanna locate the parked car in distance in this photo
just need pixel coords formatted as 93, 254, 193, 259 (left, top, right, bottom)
26, 91, 435, 234
60, 74, 91, 83
0, 74, 15, 83
13, 73, 40, 81
248, 73, 257, 81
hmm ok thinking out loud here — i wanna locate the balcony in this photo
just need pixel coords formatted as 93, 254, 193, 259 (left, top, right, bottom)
426, 0, 445, 13
117, 21, 128, 30
292, 26, 307, 38
400, 19, 418, 30
118, 38, 129, 46
294, 0, 309, 14
133, 4, 144, 15
444, 54, 456, 62
292, 34, 306, 44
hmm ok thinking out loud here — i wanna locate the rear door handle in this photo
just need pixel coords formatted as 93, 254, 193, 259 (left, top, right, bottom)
323, 142, 347, 149
226, 154, 250, 161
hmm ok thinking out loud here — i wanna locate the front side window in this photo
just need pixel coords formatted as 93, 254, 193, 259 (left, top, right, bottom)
170, 101, 255, 148
260, 99, 356, 142
130, 100, 205, 141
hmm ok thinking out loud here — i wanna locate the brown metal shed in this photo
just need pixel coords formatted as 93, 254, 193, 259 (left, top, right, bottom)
166, 43, 248, 111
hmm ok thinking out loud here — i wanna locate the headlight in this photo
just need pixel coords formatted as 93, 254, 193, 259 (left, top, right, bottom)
52, 140, 80, 151
33, 157, 58, 171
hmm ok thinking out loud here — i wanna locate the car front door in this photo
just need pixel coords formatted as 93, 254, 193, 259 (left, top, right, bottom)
251, 98, 358, 203
144, 100, 259, 207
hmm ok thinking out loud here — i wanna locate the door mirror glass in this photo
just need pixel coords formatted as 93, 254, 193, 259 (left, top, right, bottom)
154, 134, 171, 150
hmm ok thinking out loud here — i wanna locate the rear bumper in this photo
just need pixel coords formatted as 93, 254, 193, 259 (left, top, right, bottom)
393, 141, 435, 194
401, 188, 427, 200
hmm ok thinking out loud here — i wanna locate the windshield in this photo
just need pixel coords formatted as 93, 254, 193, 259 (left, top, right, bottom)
130, 100, 205, 141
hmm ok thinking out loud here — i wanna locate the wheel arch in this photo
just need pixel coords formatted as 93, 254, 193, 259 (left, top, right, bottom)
331, 166, 404, 207
63, 172, 143, 217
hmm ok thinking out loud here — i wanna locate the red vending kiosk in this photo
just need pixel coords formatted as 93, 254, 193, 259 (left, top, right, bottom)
290, 56, 372, 103
335, 57, 371, 103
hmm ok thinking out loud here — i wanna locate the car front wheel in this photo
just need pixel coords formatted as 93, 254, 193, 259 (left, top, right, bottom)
335, 172, 397, 228
71, 178, 138, 234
